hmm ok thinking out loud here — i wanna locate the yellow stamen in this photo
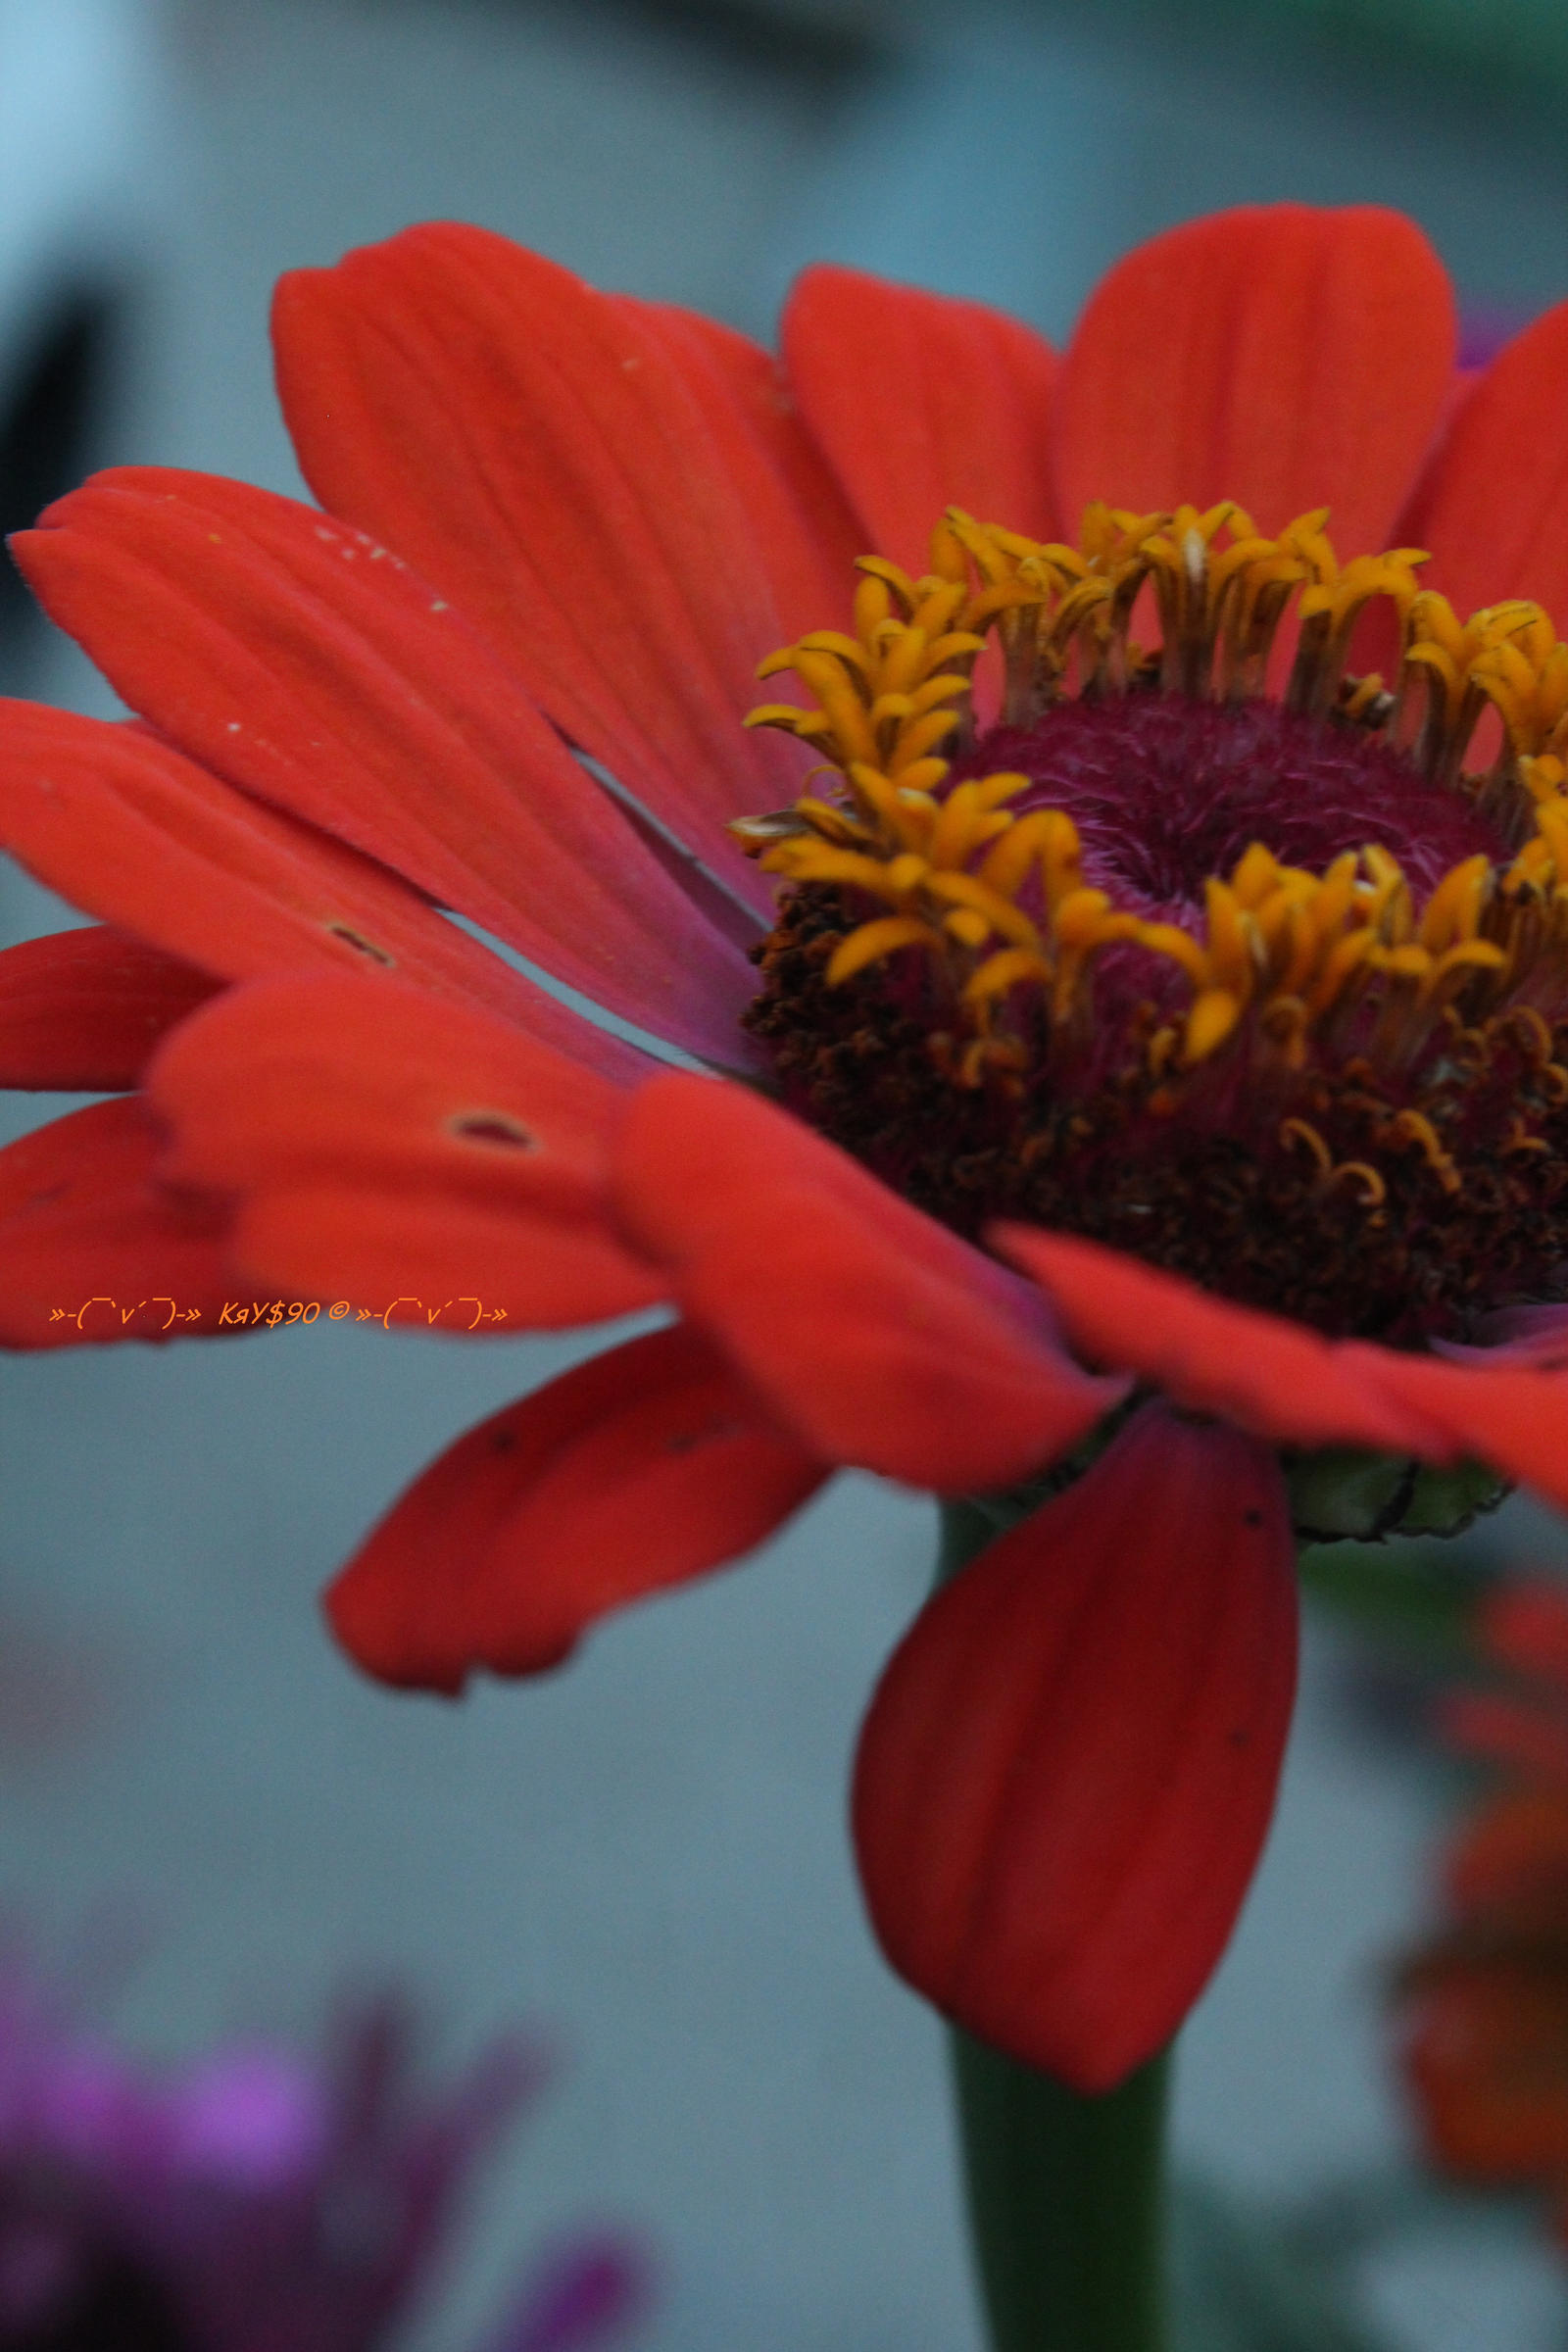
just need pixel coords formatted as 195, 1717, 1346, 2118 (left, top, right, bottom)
734, 499, 1568, 1128
826, 916, 942, 984
1184, 988, 1244, 1064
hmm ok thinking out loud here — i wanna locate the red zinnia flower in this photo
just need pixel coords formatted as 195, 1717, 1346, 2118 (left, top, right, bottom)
6, 204, 1568, 2090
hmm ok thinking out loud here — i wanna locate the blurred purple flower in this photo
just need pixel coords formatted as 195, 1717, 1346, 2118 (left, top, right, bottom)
0, 1968, 652, 2352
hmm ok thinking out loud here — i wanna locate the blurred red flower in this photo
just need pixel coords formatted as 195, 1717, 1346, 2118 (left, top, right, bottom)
1399, 1580, 1568, 2228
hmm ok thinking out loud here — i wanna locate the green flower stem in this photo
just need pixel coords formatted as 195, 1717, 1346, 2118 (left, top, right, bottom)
951, 2031, 1170, 2352
938, 1499, 1171, 2352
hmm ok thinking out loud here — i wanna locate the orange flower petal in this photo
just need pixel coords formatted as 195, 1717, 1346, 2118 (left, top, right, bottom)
1053, 204, 1455, 550
231, 1185, 662, 1336
14, 472, 758, 1065
783, 266, 1059, 574
622, 297, 863, 640
0, 1098, 235, 1348
853, 1402, 1298, 2089
0, 926, 219, 1089
996, 1229, 1441, 1454
148, 974, 662, 1328
612, 1074, 1124, 1492
0, 703, 648, 1085
325, 1323, 828, 1692
1401, 298, 1568, 624
271, 224, 809, 869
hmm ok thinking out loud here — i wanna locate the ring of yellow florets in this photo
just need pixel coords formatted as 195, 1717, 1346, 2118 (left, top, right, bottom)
734, 502, 1568, 1345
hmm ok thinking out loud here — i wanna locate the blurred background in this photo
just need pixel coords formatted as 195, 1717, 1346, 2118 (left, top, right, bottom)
1, 1, 1567, 2346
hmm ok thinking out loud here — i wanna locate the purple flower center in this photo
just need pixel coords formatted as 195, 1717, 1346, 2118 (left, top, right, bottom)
953, 695, 1505, 929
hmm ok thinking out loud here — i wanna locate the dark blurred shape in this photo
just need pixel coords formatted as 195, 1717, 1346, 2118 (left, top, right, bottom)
0, 291, 119, 683
1035, 0, 1568, 112
576, 0, 1568, 110
364, 0, 887, 99
0, 2197, 194, 2351
578, 0, 881, 85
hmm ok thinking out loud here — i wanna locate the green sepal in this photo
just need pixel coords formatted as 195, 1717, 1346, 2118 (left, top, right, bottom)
1282, 1446, 1507, 1544
1399, 1455, 1511, 1537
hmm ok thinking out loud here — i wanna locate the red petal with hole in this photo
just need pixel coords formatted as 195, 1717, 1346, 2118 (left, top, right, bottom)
853, 1401, 1297, 2088
783, 267, 1058, 575
1053, 205, 1455, 550
0, 926, 219, 1089
623, 298, 862, 641
0, 703, 649, 1085
998, 1229, 1442, 1455
271, 224, 808, 879
1399, 299, 1568, 626
612, 1074, 1123, 1492
14, 472, 756, 1064
148, 975, 662, 1328
0, 1097, 235, 1348
325, 1323, 827, 1692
